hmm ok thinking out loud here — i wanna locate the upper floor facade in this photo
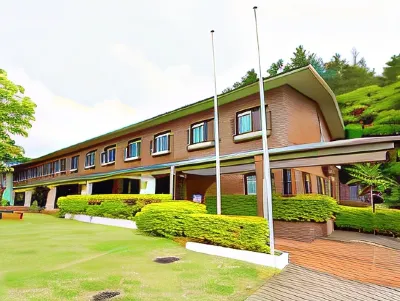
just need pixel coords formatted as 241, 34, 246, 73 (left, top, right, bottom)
13, 66, 344, 187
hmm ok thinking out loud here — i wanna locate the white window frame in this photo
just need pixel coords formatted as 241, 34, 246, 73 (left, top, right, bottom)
191, 122, 206, 144
125, 140, 141, 161
85, 152, 96, 169
153, 133, 170, 155
246, 174, 257, 195
101, 147, 116, 166
237, 110, 252, 134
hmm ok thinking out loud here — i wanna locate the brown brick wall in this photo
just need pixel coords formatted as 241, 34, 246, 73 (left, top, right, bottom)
274, 219, 334, 242
15, 85, 331, 187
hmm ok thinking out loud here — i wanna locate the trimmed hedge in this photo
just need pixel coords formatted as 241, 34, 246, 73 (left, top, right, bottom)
206, 194, 339, 222
273, 194, 339, 222
335, 206, 400, 236
206, 195, 257, 216
186, 214, 269, 253
135, 201, 206, 237
135, 201, 270, 253
58, 194, 172, 219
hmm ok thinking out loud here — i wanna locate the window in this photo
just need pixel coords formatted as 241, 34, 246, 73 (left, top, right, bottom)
44, 163, 51, 176
283, 169, 292, 195
245, 174, 257, 195
191, 122, 207, 144
101, 146, 116, 165
236, 107, 262, 135
37, 165, 43, 177
85, 151, 96, 168
71, 156, 79, 171
303, 173, 312, 194
60, 159, 66, 173
125, 140, 141, 160
317, 176, 326, 195
349, 185, 359, 200
54, 160, 60, 173
237, 111, 252, 134
153, 132, 170, 154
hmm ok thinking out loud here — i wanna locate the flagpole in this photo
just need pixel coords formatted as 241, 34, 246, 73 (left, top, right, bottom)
211, 30, 222, 215
253, 6, 275, 255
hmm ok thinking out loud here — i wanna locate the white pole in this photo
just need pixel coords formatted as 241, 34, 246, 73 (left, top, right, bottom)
253, 6, 275, 255
211, 30, 222, 215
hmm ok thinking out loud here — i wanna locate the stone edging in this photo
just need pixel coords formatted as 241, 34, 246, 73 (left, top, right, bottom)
64, 213, 137, 229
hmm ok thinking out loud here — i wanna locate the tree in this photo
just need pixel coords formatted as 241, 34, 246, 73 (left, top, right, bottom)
346, 163, 399, 212
382, 54, 400, 84
0, 68, 36, 173
222, 69, 258, 93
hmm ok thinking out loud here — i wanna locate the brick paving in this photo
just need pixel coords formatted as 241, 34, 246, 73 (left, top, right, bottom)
247, 264, 400, 301
276, 238, 400, 287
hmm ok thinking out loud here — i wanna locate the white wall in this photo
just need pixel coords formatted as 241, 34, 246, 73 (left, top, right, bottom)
140, 175, 156, 194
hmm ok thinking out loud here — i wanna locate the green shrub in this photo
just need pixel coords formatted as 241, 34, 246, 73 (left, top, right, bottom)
1, 199, 8, 206
58, 194, 172, 219
206, 194, 339, 222
206, 195, 257, 216
363, 124, 400, 136
185, 214, 270, 253
29, 201, 42, 213
136, 201, 270, 253
345, 124, 363, 139
273, 194, 339, 222
135, 201, 206, 237
335, 206, 400, 236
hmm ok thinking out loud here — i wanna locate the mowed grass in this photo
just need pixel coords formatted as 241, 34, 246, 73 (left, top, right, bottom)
0, 214, 277, 301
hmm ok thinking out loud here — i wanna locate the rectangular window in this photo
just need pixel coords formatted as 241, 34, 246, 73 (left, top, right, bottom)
304, 173, 312, 194
101, 147, 116, 165
60, 159, 66, 172
237, 111, 252, 134
154, 133, 170, 154
126, 140, 141, 159
27, 169, 32, 179
283, 169, 292, 195
191, 122, 206, 144
317, 176, 326, 195
54, 160, 60, 173
349, 185, 359, 200
44, 163, 51, 176
85, 152, 95, 168
246, 174, 257, 195
71, 156, 79, 171
37, 165, 43, 177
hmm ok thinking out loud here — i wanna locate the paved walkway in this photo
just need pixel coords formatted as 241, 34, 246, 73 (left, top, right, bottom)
324, 230, 400, 250
247, 264, 400, 301
276, 238, 400, 287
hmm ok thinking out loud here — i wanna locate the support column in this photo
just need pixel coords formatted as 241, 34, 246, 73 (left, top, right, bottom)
140, 175, 156, 194
255, 155, 264, 217
24, 190, 33, 207
3, 172, 14, 205
45, 187, 57, 210
80, 182, 93, 195
170, 166, 175, 199
112, 179, 124, 194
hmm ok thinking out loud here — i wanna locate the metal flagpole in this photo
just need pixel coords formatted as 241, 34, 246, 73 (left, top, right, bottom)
253, 6, 275, 255
210, 30, 222, 215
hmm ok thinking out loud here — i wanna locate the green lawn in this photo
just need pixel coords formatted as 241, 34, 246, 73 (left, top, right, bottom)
0, 214, 277, 301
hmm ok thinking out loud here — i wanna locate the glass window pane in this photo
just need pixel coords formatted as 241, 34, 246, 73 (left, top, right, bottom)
192, 125, 204, 143
246, 175, 257, 195
238, 114, 252, 134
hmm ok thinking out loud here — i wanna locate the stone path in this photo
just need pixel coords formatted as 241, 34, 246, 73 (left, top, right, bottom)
247, 264, 400, 301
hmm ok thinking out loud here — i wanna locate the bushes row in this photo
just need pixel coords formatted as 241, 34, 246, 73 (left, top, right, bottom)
335, 206, 400, 236
58, 194, 172, 219
206, 194, 338, 222
136, 201, 270, 253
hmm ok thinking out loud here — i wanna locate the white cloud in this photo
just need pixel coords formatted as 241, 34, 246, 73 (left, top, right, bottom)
8, 68, 137, 158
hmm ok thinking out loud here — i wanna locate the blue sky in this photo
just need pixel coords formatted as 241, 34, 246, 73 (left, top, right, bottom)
1, 0, 399, 158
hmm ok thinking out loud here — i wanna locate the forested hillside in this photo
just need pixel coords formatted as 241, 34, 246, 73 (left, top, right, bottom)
337, 81, 400, 138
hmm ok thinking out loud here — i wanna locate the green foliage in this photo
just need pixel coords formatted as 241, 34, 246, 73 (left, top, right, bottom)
28, 200, 41, 212
363, 125, 400, 136
0, 69, 36, 172
135, 201, 206, 237
272, 194, 339, 222
185, 214, 270, 253
57, 194, 172, 219
345, 124, 363, 139
206, 194, 338, 222
335, 206, 400, 236
136, 201, 269, 253
382, 54, 400, 84
383, 186, 400, 207
206, 195, 257, 216
222, 69, 258, 93
1, 198, 8, 206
